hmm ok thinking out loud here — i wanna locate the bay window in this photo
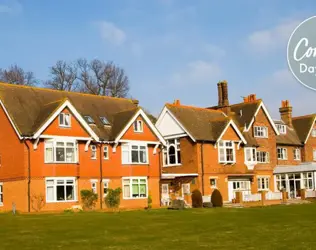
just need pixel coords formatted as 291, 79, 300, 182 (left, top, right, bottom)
46, 178, 77, 202
257, 151, 270, 163
163, 138, 181, 166
123, 177, 147, 199
45, 140, 77, 163
277, 147, 288, 160
245, 147, 256, 163
257, 177, 269, 191
122, 143, 148, 164
254, 126, 268, 138
218, 140, 235, 164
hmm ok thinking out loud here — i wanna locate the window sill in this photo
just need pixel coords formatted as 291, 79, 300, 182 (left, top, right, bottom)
46, 200, 78, 204
134, 131, 144, 133
103, 158, 109, 160
123, 197, 148, 200
58, 126, 71, 129
122, 163, 149, 165
219, 162, 236, 165
163, 164, 182, 167
45, 162, 79, 164
277, 158, 288, 160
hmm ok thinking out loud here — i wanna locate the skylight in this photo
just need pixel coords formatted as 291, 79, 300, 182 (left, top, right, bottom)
84, 115, 95, 124
100, 116, 110, 126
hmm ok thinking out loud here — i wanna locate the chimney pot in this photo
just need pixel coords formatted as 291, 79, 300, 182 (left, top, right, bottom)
279, 100, 293, 127
132, 99, 139, 106
174, 99, 181, 105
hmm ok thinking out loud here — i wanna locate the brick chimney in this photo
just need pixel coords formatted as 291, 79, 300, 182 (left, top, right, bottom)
173, 99, 181, 105
279, 100, 293, 127
243, 94, 257, 103
217, 80, 229, 107
217, 82, 223, 107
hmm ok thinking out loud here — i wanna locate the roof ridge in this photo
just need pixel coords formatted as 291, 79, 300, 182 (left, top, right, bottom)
113, 107, 139, 115
166, 103, 224, 114
229, 99, 262, 107
0, 81, 136, 103
293, 114, 316, 120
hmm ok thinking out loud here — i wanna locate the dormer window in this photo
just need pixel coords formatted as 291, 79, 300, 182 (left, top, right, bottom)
276, 124, 286, 134
100, 116, 110, 126
59, 113, 71, 128
84, 115, 95, 124
254, 126, 268, 138
134, 120, 143, 133
218, 140, 236, 164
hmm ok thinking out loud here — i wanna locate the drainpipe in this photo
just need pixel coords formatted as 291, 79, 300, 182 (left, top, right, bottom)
158, 146, 162, 207
24, 139, 31, 213
99, 144, 103, 209
200, 141, 205, 195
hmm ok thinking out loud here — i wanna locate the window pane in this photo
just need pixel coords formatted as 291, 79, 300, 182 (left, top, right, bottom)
59, 114, 64, 125
46, 186, 54, 201
66, 148, 75, 162
57, 180, 64, 185
177, 151, 181, 164
46, 180, 54, 186
140, 150, 147, 163
123, 185, 130, 198
45, 147, 53, 162
56, 186, 65, 201
66, 142, 74, 147
56, 142, 64, 146
132, 184, 139, 197
56, 148, 65, 162
131, 150, 139, 163
64, 114, 70, 126
66, 185, 74, 200
140, 184, 146, 197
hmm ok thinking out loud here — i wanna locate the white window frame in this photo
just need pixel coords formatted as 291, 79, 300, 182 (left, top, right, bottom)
293, 148, 301, 161
313, 149, 316, 161
312, 128, 316, 137
103, 146, 109, 160
302, 172, 314, 190
163, 138, 181, 167
103, 179, 109, 197
258, 177, 270, 191
45, 177, 77, 203
0, 183, 3, 206
244, 147, 257, 163
91, 145, 97, 160
254, 126, 268, 138
133, 120, 143, 133
91, 179, 97, 194
59, 113, 71, 128
121, 143, 149, 164
210, 178, 217, 188
122, 177, 148, 200
182, 183, 191, 196
277, 147, 288, 160
44, 139, 78, 164
276, 124, 286, 134
218, 140, 236, 164
256, 151, 270, 163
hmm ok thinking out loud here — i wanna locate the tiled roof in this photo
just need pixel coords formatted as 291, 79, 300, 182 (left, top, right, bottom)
0, 82, 138, 140
292, 114, 316, 143
166, 103, 231, 142
229, 101, 261, 129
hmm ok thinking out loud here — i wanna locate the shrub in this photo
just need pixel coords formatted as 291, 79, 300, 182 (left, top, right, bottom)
147, 195, 153, 209
80, 189, 98, 210
211, 189, 223, 207
104, 188, 122, 209
31, 193, 45, 212
191, 189, 203, 208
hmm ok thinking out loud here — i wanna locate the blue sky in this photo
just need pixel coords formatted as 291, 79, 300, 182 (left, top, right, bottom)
0, 0, 315, 117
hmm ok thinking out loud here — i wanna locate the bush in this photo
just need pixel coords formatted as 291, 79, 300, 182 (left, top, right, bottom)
191, 189, 203, 208
211, 189, 223, 207
147, 195, 153, 209
80, 189, 98, 210
104, 188, 122, 209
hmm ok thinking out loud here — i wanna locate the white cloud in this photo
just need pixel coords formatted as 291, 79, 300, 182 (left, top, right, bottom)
248, 19, 301, 53
0, 0, 22, 14
171, 60, 222, 86
98, 21, 126, 46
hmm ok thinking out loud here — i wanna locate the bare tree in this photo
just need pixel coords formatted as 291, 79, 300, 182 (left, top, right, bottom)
77, 59, 130, 98
0, 64, 37, 85
45, 60, 77, 91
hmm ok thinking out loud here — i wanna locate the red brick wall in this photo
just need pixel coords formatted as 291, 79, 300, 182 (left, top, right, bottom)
276, 145, 301, 165
304, 122, 316, 162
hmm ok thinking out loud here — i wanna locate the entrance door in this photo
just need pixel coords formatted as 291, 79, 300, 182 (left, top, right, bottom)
228, 180, 251, 202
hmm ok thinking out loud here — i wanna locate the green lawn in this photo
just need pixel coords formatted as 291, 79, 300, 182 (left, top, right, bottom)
1, 204, 316, 250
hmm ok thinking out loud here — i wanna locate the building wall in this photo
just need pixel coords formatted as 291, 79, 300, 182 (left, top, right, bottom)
304, 122, 316, 162
276, 145, 301, 165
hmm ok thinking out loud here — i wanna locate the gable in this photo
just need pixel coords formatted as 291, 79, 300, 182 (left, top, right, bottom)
121, 115, 159, 141
306, 120, 316, 143
42, 108, 90, 137
221, 124, 241, 141
156, 110, 186, 137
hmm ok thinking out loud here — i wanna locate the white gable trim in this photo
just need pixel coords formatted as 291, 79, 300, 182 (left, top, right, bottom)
33, 100, 99, 141
155, 106, 196, 142
114, 109, 166, 146
216, 120, 247, 144
0, 100, 23, 140
244, 102, 279, 135
304, 116, 316, 144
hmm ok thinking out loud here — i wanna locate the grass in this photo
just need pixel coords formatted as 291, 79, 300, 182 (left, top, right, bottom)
1, 204, 316, 250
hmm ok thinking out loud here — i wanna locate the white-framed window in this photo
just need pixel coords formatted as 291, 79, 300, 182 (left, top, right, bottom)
276, 124, 286, 134
244, 147, 257, 163
91, 180, 97, 194
133, 120, 143, 133
103, 179, 109, 197
218, 140, 235, 164
303, 172, 314, 190
313, 149, 316, 161
122, 177, 147, 199
121, 143, 148, 164
254, 126, 268, 138
103, 146, 109, 160
312, 128, 316, 137
59, 113, 71, 127
91, 145, 97, 159
163, 138, 181, 166
46, 178, 77, 202
293, 148, 301, 161
44, 140, 78, 163
277, 147, 288, 160
257, 177, 269, 191
0, 183, 3, 205
257, 151, 270, 163
182, 183, 191, 196
210, 178, 217, 188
